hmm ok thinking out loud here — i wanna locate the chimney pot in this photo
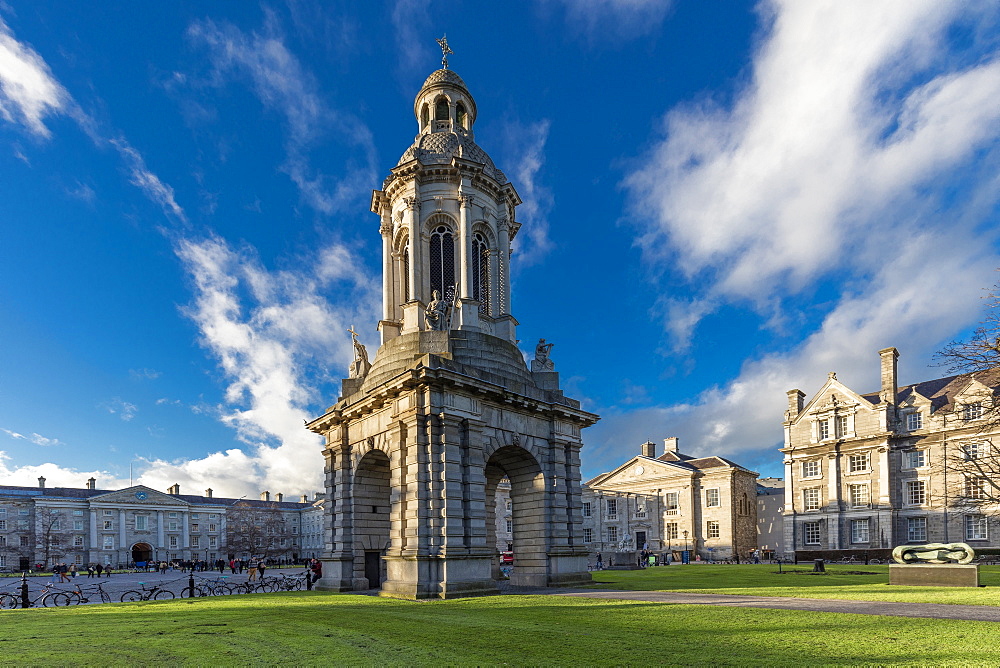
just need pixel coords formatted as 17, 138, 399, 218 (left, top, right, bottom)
786, 389, 805, 419
275, 493, 283, 502
205, 488, 213, 498
167, 483, 180, 495
38, 476, 46, 489
640, 441, 656, 458
300, 494, 309, 503
86, 477, 96, 490
261, 491, 270, 502
879, 347, 899, 404
663, 437, 679, 454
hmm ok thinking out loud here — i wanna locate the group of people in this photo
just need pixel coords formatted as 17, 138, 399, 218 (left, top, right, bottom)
48, 563, 113, 581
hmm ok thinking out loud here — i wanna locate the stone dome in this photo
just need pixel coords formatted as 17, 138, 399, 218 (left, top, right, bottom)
396, 131, 507, 184
420, 69, 470, 94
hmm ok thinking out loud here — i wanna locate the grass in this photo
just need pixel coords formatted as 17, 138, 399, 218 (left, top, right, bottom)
590, 563, 1000, 605
3, 591, 1000, 666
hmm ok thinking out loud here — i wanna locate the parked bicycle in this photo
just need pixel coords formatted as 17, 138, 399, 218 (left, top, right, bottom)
66, 582, 113, 605
0, 583, 73, 608
120, 582, 175, 602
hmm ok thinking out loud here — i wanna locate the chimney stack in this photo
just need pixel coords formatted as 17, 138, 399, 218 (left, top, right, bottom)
786, 389, 805, 419
879, 347, 899, 404
204, 488, 213, 498
261, 491, 270, 502
275, 493, 283, 502
640, 441, 656, 458
38, 476, 46, 489
663, 437, 679, 454
86, 477, 96, 490
300, 494, 309, 503
167, 483, 180, 495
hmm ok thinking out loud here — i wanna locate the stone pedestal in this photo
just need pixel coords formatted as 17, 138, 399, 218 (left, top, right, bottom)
607, 551, 643, 570
889, 564, 979, 587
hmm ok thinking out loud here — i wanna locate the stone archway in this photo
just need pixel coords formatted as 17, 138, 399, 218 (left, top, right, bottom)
353, 449, 391, 590
131, 542, 152, 564
486, 445, 547, 587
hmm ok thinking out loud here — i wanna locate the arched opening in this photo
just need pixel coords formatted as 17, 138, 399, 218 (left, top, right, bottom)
354, 449, 391, 589
472, 232, 491, 316
420, 103, 429, 129
131, 542, 153, 565
456, 102, 467, 129
429, 224, 455, 300
435, 98, 449, 122
486, 445, 547, 587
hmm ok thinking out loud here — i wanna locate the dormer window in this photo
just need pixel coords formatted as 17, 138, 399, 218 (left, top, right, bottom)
963, 402, 983, 421
906, 412, 922, 431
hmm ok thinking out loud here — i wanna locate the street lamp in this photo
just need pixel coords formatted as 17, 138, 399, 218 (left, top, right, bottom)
682, 530, 689, 564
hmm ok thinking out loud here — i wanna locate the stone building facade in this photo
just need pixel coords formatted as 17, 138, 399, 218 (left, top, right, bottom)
306, 57, 598, 599
580, 439, 760, 562
0, 478, 323, 571
781, 347, 1000, 555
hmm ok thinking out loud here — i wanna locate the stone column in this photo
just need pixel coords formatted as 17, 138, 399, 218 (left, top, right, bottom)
458, 195, 473, 299
404, 197, 420, 302
497, 215, 511, 315
826, 453, 840, 548
380, 218, 393, 320
118, 509, 127, 557
156, 511, 165, 553
89, 510, 98, 557
183, 512, 190, 552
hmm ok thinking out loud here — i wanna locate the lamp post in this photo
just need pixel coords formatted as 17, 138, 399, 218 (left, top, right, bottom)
682, 530, 689, 564
682, 530, 688, 552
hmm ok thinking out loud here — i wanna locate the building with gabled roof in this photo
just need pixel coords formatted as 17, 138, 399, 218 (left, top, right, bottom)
781, 346, 1000, 556
580, 438, 761, 562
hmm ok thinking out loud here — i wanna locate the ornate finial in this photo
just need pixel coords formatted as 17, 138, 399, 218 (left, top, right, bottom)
436, 35, 454, 69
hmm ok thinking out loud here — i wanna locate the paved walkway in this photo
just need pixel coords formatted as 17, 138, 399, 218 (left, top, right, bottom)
547, 589, 1000, 622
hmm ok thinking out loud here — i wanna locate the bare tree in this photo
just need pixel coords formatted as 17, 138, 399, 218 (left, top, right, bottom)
36, 510, 70, 569
225, 502, 293, 561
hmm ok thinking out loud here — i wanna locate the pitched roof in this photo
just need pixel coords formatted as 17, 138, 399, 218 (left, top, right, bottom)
859, 367, 1000, 412
0, 484, 311, 509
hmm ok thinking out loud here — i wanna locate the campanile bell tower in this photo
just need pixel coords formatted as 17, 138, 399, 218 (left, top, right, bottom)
307, 39, 598, 599
371, 56, 521, 343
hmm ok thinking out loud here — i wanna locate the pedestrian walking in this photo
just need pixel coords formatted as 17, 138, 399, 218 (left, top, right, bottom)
247, 558, 259, 581
595, 552, 603, 570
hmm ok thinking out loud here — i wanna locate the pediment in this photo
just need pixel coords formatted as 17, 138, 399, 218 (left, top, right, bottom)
900, 387, 931, 408
797, 376, 871, 424
89, 485, 189, 506
593, 456, 693, 489
953, 379, 995, 406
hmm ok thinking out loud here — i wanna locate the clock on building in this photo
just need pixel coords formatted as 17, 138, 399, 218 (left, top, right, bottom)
135, 491, 147, 500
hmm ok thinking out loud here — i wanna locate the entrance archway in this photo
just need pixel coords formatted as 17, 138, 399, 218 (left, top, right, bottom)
131, 542, 152, 564
353, 449, 391, 589
486, 445, 546, 587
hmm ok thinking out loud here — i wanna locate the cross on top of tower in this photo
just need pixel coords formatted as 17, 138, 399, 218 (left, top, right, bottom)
436, 35, 454, 69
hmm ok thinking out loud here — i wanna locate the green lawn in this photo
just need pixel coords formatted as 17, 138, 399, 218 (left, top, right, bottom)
2, 591, 1000, 666
591, 563, 1000, 605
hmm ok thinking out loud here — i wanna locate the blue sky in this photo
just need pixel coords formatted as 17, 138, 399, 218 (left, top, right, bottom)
2, 1, 999, 498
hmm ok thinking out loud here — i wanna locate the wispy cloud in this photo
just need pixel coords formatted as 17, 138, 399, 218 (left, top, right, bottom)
390, 0, 432, 80
500, 119, 554, 267
0, 15, 69, 138
2, 428, 63, 447
541, 0, 672, 40
102, 398, 138, 422
130, 368, 161, 380
110, 138, 187, 223
187, 17, 376, 215
597, 1, 1000, 469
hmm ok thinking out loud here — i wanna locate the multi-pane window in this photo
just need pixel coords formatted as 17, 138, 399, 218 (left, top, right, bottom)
73, 536, 84, 547
907, 517, 927, 542
966, 515, 988, 540
635, 502, 646, 519
848, 453, 869, 473
803, 488, 821, 511
607, 526, 618, 543
103, 521, 114, 531
73, 520, 84, 531
583, 528, 593, 543
20, 536, 29, 547
208, 524, 218, 533
804, 522, 821, 545
103, 510, 113, 516
168, 512, 178, 518
905, 450, 926, 469
103, 536, 114, 550
849, 484, 869, 507
851, 519, 870, 543
17, 520, 28, 530
964, 442, 986, 460
606, 499, 617, 518
666, 523, 679, 540
802, 460, 820, 478
965, 477, 987, 500
582, 502, 592, 518
505, 520, 513, 533
0, 520, 5, 530
135, 515, 147, 531
905, 480, 926, 505
706, 489, 720, 507
706, 521, 720, 539
72, 510, 83, 516
471, 232, 491, 316
429, 224, 456, 299
0, 536, 5, 546
963, 402, 983, 421
906, 412, 923, 431
506, 500, 512, 511
168, 536, 178, 549
191, 513, 199, 520
191, 524, 200, 533
818, 419, 830, 440
209, 537, 218, 549
835, 416, 848, 438
168, 522, 179, 531
665, 492, 679, 515
0, 508, 5, 516
191, 537, 200, 549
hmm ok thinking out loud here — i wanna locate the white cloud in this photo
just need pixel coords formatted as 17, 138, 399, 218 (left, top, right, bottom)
0, 452, 130, 489
2, 428, 63, 447
500, 119, 554, 266
103, 398, 138, 422
130, 368, 161, 380
543, 0, 672, 39
187, 18, 376, 215
598, 1, 1000, 470
0, 15, 68, 138
165, 233, 379, 495
390, 0, 432, 79
109, 137, 187, 223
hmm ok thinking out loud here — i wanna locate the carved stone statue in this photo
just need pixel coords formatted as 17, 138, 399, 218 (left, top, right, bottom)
347, 326, 371, 379
617, 533, 634, 553
425, 290, 449, 331
892, 542, 975, 565
530, 338, 555, 372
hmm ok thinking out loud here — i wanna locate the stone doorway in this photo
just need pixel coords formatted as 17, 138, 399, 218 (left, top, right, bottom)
131, 542, 153, 564
353, 449, 390, 590
486, 445, 547, 588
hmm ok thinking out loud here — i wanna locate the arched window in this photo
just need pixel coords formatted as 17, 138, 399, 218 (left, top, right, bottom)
429, 225, 455, 299
435, 99, 449, 122
456, 102, 467, 129
402, 241, 410, 302
420, 104, 429, 129
472, 232, 491, 316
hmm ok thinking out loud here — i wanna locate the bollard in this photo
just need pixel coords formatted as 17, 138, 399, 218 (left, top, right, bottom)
189, 573, 196, 598
812, 558, 825, 573
20, 573, 29, 609
306, 572, 313, 591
